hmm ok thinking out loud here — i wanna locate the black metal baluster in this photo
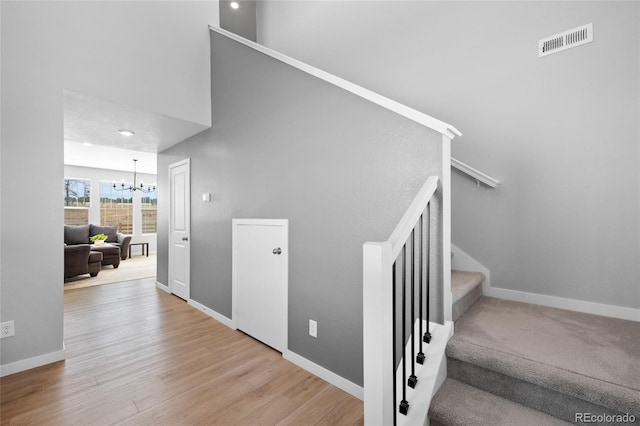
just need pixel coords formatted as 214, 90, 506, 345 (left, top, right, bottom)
408, 229, 418, 388
399, 245, 409, 415
417, 212, 426, 364
423, 204, 432, 344
392, 261, 398, 425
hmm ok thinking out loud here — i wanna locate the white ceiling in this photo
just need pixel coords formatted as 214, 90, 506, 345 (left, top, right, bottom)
63, 89, 210, 174
64, 141, 159, 175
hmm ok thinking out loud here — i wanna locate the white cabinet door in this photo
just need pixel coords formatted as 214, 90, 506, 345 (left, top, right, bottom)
233, 219, 288, 353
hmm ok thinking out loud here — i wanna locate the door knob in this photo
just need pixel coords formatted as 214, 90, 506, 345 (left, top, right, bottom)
272, 247, 282, 255
182, 237, 189, 241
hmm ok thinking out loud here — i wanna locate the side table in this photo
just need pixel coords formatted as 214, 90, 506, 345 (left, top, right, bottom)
128, 242, 149, 258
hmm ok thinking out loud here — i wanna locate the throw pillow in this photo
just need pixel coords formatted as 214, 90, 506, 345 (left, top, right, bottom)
64, 225, 91, 245
89, 224, 118, 243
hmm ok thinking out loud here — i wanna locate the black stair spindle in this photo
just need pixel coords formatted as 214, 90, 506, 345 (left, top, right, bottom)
417, 212, 426, 364
423, 204, 432, 344
408, 229, 418, 388
392, 261, 398, 425
399, 245, 409, 415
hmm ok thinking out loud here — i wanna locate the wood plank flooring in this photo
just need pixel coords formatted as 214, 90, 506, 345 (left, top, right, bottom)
0, 279, 363, 425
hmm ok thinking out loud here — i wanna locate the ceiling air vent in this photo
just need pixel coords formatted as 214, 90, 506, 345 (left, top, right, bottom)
539, 23, 593, 57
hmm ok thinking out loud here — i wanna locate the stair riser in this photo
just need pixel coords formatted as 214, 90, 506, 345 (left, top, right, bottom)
448, 358, 639, 425
452, 283, 482, 322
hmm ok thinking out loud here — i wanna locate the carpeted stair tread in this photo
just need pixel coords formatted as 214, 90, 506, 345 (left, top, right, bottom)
429, 378, 571, 426
448, 297, 640, 417
451, 270, 484, 321
451, 270, 484, 301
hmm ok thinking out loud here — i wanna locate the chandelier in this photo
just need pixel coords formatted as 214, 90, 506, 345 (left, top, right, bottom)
113, 159, 156, 193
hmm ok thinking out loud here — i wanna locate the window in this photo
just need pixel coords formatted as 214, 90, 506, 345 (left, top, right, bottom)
100, 181, 133, 234
141, 189, 157, 234
64, 178, 90, 225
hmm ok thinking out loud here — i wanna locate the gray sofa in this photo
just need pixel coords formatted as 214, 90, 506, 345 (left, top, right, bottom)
64, 245, 102, 279
64, 225, 132, 266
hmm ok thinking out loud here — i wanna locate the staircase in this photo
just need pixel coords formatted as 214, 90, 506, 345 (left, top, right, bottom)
451, 270, 484, 321
430, 271, 640, 426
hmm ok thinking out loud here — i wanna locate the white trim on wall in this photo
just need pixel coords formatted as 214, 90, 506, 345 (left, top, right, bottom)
158, 281, 236, 329
182, 296, 362, 399
485, 287, 640, 322
188, 299, 235, 330
452, 244, 638, 322
155, 281, 170, 293
209, 25, 461, 140
0, 348, 66, 377
283, 350, 364, 401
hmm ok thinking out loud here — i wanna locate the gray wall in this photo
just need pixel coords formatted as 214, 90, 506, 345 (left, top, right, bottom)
157, 31, 445, 385
1, 1, 215, 370
257, 1, 640, 309
220, 1, 257, 42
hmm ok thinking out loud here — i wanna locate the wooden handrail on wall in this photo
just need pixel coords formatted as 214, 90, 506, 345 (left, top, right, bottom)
451, 157, 500, 188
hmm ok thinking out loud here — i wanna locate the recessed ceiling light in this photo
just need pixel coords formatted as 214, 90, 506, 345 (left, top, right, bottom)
117, 129, 135, 136
230, 2, 239, 10
82, 142, 93, 146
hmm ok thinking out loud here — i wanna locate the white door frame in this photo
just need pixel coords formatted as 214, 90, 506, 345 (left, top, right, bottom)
232, 218, 288, 352
169, 158, 190, 300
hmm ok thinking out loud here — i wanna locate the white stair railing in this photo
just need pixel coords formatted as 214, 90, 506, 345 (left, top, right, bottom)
363, 176, 440, 425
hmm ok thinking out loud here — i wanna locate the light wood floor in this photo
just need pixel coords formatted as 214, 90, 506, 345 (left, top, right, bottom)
0, 278, 363, 425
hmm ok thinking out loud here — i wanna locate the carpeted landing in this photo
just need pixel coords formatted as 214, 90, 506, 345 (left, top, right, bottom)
430, 297, 640, 425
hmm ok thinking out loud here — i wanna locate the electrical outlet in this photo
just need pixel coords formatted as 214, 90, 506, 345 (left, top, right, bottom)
309, 319, 317, 338
1, 321, 15, 339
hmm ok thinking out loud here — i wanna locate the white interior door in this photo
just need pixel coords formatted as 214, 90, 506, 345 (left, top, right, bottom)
169, 159, 190, 301
233, 219, 288, 353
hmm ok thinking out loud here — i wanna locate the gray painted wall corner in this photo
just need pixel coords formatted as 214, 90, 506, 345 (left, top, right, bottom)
157, 30, 448, 385
257, 1, 640, 310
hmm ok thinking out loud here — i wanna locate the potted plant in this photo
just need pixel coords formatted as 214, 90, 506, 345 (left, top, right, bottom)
90, 233, 108, 246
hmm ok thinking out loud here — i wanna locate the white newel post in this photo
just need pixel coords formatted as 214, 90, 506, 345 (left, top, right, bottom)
363, 241, 394, 426
442, 135, 453, 322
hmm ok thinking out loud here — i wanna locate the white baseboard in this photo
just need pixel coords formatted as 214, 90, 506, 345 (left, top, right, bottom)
1, 347, 66, 377
452, 245, 639, 322
155, 281, 170, 293
184, 298, 361, 400
188, 299, 236, 330
283, 350, 364, 401
486, 286, 640, 322
156, 283, 236, 329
